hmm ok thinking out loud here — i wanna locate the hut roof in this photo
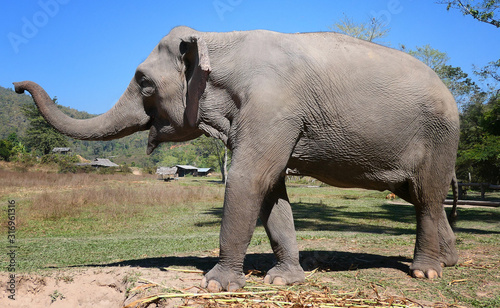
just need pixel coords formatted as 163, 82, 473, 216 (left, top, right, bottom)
176, 165, 199, 170
92, 158, 119, 167
197, 168, 212, 173
156, 167, 178, 175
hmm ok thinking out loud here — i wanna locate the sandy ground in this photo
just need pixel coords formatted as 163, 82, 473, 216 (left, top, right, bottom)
0, 267, 204, 308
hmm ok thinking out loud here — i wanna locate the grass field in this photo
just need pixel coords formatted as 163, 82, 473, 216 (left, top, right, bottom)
1, 164, 499, 307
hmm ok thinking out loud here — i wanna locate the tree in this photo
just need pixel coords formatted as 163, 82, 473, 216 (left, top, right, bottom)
159, 143, 199, 167
0, 133, 25, 161
480, 92, 500, 135
192, 136, 231, 183
22, 99, 69, 155
405, 44, 450, 70
329, 14, 390, 43
440, 0, 500, 27
7, 132, 19, 144
436, 64, 482, 106
457, 92, 500, 184
0, 139, 13, 161
474, 59, 500, 92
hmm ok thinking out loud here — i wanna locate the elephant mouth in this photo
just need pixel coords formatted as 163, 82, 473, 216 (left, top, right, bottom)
146, 116, 175, 155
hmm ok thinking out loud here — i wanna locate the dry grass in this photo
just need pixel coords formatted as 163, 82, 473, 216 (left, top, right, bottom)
1, 164, 224, 231
28, 182, 223, 221
30, 183, 218, 221
125, 271, 459, 308
0, 167, 112, 193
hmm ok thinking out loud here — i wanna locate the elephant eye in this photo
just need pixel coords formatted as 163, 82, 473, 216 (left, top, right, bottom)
139, 77, 155, 97
140, 78, 152, 88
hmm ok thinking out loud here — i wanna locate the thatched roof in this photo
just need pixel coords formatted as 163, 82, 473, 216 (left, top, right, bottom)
156, 167, 178, 175
92, 158, 119, 167
77, 158, 119, 168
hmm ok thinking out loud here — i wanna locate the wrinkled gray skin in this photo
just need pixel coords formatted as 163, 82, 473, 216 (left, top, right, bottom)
14, 26, 460, 292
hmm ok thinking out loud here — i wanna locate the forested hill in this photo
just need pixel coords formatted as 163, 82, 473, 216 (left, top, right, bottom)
0, 85, 35, 139
0, 85, 155, 167
0, 85, 95, 138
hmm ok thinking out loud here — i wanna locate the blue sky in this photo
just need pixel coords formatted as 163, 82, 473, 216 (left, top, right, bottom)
1, 1, 499, 114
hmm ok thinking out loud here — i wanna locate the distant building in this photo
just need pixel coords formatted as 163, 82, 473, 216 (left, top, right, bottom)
156, 166, 178, 180
176, 165, 199, 177
197, 168, 213, 177
156, 165, 213, 178
91, 158, 119, 168
77, 158, 119, 168
52, 147, 71, 155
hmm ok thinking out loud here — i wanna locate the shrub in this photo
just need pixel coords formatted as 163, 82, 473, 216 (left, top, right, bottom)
11, 152, 37, 167
97, 167, 117, 175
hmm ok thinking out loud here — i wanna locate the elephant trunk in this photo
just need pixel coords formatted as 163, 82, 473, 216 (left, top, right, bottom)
13, 81, 151, 141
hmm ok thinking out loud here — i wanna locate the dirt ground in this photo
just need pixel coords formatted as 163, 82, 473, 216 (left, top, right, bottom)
1, 266, 204, 308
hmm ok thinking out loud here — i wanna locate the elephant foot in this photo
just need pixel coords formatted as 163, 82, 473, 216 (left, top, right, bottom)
410, 258, 443, 279
439, 237, 458, 268
411, 268, 442, 279
409, 243, 456, 278
264, 263, 305, 285
439, 250, 458, 268
201, 263, 246, 292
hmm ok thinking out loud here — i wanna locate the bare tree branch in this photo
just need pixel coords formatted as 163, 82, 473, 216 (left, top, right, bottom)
440, 0, 500, 27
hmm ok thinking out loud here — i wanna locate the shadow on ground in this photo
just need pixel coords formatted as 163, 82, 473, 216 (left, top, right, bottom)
76, 250, 412, 276
196, 202, 416, 234
197, 201, 500, 235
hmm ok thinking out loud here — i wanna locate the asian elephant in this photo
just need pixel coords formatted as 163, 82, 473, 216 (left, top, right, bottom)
14, 26, 460, 292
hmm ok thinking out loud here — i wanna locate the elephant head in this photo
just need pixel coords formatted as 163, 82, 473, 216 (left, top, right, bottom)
14, 26, 211, 154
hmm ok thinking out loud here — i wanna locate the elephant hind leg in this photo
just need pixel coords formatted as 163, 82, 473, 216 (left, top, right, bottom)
408, 172, 458, 279
260, 177, 305, 285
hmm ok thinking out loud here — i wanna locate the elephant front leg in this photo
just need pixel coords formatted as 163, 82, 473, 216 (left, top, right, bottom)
201, 172, 271, 292
260, 177, 305, 285
201, 115, 301, 291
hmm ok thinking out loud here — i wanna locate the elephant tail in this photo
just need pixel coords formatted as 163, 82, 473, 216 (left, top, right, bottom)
448, 172, 459, 227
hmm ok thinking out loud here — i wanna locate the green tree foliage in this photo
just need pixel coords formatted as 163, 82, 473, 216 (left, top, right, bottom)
439, 0, 500, 183
0, 86, 33, 139
0, 133, 26, 161
158, 136, 231, 174
406, 44, 450, 70
22, 99, 69, 155
192, 136, 231, 182
441, 0, 500, 27
474, 59, 500, 92
329, 14, 390, 43
159, 143, 198, 167
0, 139, 13, 161
457, 93, 500, 183
436, 65, 482, 105
481, 93, 500, 135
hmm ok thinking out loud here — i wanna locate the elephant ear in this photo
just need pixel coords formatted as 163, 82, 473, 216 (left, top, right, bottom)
181, 36, 211, 127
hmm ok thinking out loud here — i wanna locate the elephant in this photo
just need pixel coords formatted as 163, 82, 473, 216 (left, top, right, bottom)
14, 26, 460, 292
